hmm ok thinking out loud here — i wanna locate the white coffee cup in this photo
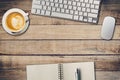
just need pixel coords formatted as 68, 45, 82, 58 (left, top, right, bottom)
2, 8, 30, 35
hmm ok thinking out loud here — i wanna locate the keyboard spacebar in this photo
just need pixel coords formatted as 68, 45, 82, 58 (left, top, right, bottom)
51, 12, 73, 19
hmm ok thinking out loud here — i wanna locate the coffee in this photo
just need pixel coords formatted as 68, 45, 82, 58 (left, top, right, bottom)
6, 12, 25, 32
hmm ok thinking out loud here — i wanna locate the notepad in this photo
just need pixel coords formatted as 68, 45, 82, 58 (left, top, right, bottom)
26, 62, 95, 80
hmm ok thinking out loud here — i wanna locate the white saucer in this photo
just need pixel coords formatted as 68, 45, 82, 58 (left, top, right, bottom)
2, 8, 30, 35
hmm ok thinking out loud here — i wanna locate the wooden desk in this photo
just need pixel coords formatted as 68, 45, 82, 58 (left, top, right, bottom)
0, 0, 120, 80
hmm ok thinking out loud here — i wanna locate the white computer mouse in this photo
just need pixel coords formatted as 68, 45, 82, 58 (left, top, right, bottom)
101, 16, 116, 40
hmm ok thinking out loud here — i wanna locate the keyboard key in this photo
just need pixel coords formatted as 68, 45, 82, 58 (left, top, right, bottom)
85, 0, 88, 3
89, 0, 93, 3
93, 18, 98, 23
91, 5, 94, 8
64, 5, 68, 9
48, 6, 52, 10
59, 0, 63, 3
68, 1, 72, 5
66, 9, 69, 13
55, 3, 59, 7
63, 0, 67, 4
73, 6, 77, 10
80, 0, 84, 2
88, 18, 92, 22
43, 6, 47, 10
55, 0, 58, 3
91, 9, 98, 13
36, 9, 40, 14
31, 9, 36, 13
86, 4, 90, 8
46, 2, 50, 6
45, 0, 49, 1
50, 0, 53, 2
41, 1, 45, 5
68, 5, 72, 9
75, 0, 79, 2
79, 12, 83, 15
81, 3, 85, 7
82, 8, 86, 11
94, 1, 100, 4
77, 2, 81, 6
79, 16, 83, 21
77, 7, 81, 11
75, 11, 78, 15
86, 8, 90, 12
84, 18, 87, 22
45, 11, 51, 16
95, 5, 99, 9
88, 13, 97, 18
51, 3, 54, 6
73, 2, 76, 5
52, 7, 56, 11
41, 10, 45, 15
83, 12, 87, 16
32, 5, 42, 9
60, 4, 63, 8
93, 20, 97, 23
34, 1, 40, 4
70, 10, 74, 14
51, 12, 73, 19
61, 9, 65, 13
56, 8, 60, 12
74, 15, 79, 20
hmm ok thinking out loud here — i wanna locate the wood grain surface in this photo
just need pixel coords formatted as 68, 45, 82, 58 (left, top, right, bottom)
0, 40, 120, 54
0, 25, 120, 39
0, 0, 120, 80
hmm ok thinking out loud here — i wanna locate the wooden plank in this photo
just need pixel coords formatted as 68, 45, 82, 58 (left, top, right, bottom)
0, 70, 120, 80
0, 11, 120, 25
96, 71, 120, 80
0, 40, 120, 54
0, 70, 26, 80
0, 56, 119, 71
0, 1, 120, 25
0, 0, 119, 11
0, 25, 120, 39
0, 0, 120, 10
0, 10, 120, 25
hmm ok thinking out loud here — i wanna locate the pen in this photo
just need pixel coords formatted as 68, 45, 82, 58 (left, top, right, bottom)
75, 68, 81, 80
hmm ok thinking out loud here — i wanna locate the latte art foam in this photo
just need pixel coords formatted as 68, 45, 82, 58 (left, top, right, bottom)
6, 12, 25, 32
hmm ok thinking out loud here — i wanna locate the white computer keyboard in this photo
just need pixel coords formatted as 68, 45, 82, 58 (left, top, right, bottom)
31, 0, 101, 23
